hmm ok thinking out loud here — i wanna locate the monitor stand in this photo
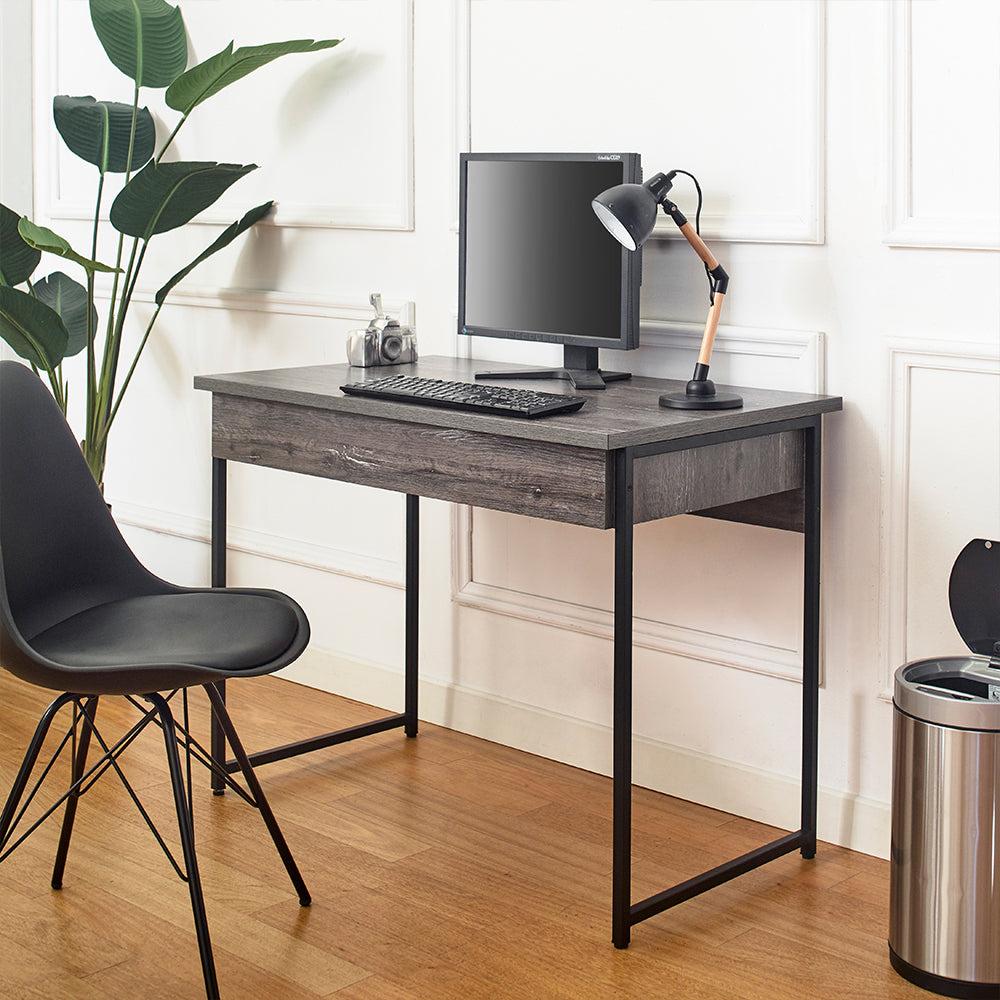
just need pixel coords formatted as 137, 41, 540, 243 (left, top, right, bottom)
473, 346, 631, 391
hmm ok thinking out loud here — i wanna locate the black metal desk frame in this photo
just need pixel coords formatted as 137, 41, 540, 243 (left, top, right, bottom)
207, 406, 822, 950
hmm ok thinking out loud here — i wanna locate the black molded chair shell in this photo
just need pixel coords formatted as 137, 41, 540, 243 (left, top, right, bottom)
0, 361, 309, 695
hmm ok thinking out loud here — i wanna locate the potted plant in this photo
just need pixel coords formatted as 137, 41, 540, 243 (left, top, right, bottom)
0, 0, 339, 489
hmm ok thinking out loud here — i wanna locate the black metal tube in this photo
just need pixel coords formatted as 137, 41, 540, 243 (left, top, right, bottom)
0, 692, 76, 849
210, 457, 227, 795
150, 693, 219, 1000
631, 414, 819, 459
51, 696, 99, 889
612, 449, 634, 949
800, 419, 822, 858
205, 684, 311, 906
630, 830, 803, 925
227, 714, 408, 772
405, 494, 419, 738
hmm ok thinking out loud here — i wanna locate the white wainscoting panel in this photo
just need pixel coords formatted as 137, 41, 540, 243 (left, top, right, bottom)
878, 340, 1000, 698
93, 283, 413, 584
885, 0, 1000, 249
457, 0, 825, 244
35, 0, 414, 230
452, 323, 825, 686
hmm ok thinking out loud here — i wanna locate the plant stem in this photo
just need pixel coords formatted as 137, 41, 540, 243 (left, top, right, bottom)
99, 300, 163, 443
85, 268, 96, 438
91, 172, 105, 261
156, 113, 189, 163
102, 238, 146, 421
93, 82, 140, 482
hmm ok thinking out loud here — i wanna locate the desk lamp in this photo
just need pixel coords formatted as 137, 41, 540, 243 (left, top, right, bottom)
592, 171, 742, 409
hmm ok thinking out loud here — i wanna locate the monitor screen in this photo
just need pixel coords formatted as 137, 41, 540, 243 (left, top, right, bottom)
460, 156, 638, 347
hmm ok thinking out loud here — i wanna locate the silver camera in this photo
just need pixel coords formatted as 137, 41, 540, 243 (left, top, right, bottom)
346, 293, 417, 367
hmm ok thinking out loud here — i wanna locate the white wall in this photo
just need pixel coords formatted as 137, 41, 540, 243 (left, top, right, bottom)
25, 0, 1000, 859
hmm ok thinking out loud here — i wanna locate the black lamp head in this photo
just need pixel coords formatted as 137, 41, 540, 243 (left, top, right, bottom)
591, 171, 674, 251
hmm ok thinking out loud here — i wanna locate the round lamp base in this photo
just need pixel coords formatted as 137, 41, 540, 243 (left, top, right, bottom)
659, 390, 743, 410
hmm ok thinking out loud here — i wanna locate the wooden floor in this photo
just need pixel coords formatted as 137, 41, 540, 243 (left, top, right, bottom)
0, 670, 922, 1000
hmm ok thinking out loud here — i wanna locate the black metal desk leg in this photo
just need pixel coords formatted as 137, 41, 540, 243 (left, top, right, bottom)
612, 449, 634, 949
800, 420, 821, 858
404, 495, 419, 738
210, 457, 228, 795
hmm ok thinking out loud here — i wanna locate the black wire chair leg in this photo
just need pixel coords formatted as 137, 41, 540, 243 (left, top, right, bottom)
204, 684, 311, 907
148, 693, 219, 1000
51, 696, 99, 889
0, 692, 77, 851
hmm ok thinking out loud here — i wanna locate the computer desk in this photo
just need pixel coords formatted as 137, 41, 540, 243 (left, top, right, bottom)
194, 355, 842, 948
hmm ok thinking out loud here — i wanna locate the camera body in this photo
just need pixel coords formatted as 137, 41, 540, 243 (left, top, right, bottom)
347, 293, 417, 367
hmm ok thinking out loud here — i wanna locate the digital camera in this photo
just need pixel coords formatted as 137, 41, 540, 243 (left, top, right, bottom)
346, 293, 417, 367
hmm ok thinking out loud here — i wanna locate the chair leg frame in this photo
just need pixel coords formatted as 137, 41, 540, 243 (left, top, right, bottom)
0, 685, 310, 1000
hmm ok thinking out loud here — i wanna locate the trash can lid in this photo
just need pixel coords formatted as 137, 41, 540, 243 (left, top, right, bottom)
949, 538, 1000, 658
895, 656, 1000, 731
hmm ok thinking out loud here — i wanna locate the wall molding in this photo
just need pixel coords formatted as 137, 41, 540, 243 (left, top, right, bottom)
93, 281, 416, 329
636, 319, 826, 393
450, 0, 825, 245
282, 645, 890, 860
449, 0, 472, 232
450, 321, 824, 686
450, 505, 804, 684
884, 0, 999, 250
877, 339, 1000, 699
35, 0, 415, 231
113, 498, 404, 590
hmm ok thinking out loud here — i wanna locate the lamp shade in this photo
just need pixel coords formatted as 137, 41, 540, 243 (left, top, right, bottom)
591, 182, 658, 251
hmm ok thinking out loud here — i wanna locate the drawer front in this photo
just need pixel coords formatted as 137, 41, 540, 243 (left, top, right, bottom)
632, 430, 804, 524
212, 394, 612, 528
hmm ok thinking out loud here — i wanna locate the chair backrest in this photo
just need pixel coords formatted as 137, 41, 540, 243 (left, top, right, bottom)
0, 362, 160, 674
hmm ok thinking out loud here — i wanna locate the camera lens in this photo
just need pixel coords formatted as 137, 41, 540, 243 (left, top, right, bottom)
382, 334, 402, 361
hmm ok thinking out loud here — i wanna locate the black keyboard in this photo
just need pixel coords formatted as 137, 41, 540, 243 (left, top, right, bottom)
340, 375, 586, 418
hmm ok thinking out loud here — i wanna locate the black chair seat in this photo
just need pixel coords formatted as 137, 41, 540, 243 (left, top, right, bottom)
31, 592, 299, 672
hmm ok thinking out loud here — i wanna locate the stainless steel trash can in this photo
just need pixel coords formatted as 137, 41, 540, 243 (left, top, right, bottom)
889, 538, 1000, 999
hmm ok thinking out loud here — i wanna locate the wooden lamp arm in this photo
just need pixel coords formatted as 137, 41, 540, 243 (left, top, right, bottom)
659, 196, 730, 381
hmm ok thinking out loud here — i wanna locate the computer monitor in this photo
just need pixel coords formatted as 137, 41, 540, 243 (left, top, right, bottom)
458, 152, 642, 389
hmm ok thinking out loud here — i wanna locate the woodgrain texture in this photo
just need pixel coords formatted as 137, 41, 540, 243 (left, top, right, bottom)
694, 488, 806, 533
633, 430, 803, 524
195, 356, 842, 451
213, 394, 613, 528
0, 670, 921, 999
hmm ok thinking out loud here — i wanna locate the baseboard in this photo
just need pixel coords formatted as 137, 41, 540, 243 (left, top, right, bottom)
280, 646, 890, 861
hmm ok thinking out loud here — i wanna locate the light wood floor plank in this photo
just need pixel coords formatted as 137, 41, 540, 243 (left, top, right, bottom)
0, 671, 923, 998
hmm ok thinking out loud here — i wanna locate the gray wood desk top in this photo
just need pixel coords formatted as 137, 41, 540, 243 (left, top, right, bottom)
195, 356, 841, 451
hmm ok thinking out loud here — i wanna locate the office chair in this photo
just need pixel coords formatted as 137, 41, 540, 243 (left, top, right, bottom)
0, 360, 311, 1000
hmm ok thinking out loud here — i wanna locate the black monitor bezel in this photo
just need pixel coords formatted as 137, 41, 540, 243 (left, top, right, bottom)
458, 152, 641, 352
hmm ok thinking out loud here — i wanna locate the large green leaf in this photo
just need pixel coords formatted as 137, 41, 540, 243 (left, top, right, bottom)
89, 0, 187, 88
33, 271, 94, 356
17, 218, 121, 274
0, 286, 70, 369
156, 201, 273, 306
53, 96, 156, 174
0, 203, 41, 285
165, 38, 341, 115
110, 160, 257, 239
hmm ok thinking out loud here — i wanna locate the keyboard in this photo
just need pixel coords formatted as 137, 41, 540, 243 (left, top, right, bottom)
340, 374, 586, 419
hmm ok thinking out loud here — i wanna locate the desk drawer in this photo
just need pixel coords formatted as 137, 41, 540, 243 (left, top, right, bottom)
213, 394, 613, 528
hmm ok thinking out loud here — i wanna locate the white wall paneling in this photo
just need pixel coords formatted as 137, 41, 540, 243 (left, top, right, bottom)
884, 0, 1000, 249
93, 283, 412, 596
452, 505, 804, 684
35, 0, 415, 230
877, 340, 1000, 699
454, 0, 826, 245
17, 0, 1000, 861
452, 323, 825, 687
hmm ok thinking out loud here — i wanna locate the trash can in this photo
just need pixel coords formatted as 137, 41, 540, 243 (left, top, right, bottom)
889, 538, 1000, 998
